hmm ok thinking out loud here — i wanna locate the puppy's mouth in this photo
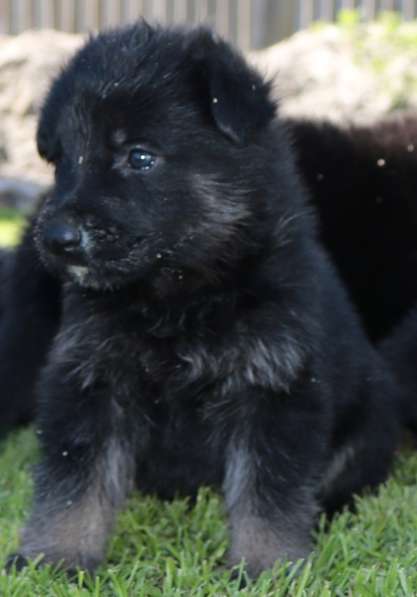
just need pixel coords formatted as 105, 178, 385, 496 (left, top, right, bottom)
38, 221, 132, 289
61, 243, 157, 291
67, 265, 89, 284
37, 217, 165, 291
66, 264, 118, 291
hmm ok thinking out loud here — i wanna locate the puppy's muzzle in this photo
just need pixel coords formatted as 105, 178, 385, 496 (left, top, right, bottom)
43, 219, 85, 263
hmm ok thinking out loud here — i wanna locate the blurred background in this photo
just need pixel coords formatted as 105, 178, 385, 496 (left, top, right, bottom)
1, 0, 417, 240
0, 0, 416, 49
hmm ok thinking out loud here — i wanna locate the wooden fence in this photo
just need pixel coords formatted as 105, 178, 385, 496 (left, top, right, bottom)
1, 1, 417, 49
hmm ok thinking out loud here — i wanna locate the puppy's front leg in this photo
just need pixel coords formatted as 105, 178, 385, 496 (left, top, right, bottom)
223, 393, 323, 577
14, 439, 134, 573
8, 357, 137, 572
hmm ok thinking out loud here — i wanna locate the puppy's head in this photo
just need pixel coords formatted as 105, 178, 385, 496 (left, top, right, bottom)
35, 23, 278, 293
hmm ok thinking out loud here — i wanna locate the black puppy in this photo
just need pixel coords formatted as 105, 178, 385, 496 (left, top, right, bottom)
6, 23, 405, 576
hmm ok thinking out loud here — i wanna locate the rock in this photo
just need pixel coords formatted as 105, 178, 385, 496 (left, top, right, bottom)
250, 24, 417, 125
0, 30, 82, 199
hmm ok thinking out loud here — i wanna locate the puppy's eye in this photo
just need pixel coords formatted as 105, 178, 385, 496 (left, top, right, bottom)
128, 148, 156, 171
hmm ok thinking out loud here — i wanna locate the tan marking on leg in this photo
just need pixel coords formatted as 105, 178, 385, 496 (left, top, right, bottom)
20, 438, 134, 570
21, 486, 113, 569
223, 441, 315, 577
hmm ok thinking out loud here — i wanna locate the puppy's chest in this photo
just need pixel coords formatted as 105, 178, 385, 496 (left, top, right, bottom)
77, 329, 216, 403
76, 321, 298, 410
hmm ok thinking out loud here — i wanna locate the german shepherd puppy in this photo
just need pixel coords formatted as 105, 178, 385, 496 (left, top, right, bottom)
5, 23, 404, 576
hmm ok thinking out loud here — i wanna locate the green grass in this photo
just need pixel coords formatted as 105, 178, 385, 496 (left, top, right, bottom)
2, 431, 417, 596
0, 209, 24, 247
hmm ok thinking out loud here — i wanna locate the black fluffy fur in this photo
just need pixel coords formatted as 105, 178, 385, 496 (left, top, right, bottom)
382, 310, 417, 435
2, 23, 408, 576
292, 115, 417, 343
0, 222, 60, 435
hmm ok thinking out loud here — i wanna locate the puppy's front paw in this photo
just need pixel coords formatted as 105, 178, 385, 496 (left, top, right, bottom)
228, 514, 311, 578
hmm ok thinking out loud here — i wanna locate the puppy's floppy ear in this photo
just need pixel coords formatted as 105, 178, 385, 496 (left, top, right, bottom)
36, 70, 70, 162
188, 29, 276, 144
37, 122, 59, 163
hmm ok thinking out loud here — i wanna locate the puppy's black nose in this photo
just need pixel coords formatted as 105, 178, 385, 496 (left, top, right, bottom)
44, 222, 82, 256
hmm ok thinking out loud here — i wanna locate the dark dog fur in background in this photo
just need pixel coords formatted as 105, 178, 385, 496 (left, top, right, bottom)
382, 310, 417, 435
292, 116, 417, 343
2, 22, 414, 576
0, 223, 61, 436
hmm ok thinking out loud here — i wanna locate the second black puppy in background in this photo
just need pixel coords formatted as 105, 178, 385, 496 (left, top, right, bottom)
0, 224, 60, 436
293, 116, 417, 343
383, 310, 417, 435
5, 23, 405, 576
